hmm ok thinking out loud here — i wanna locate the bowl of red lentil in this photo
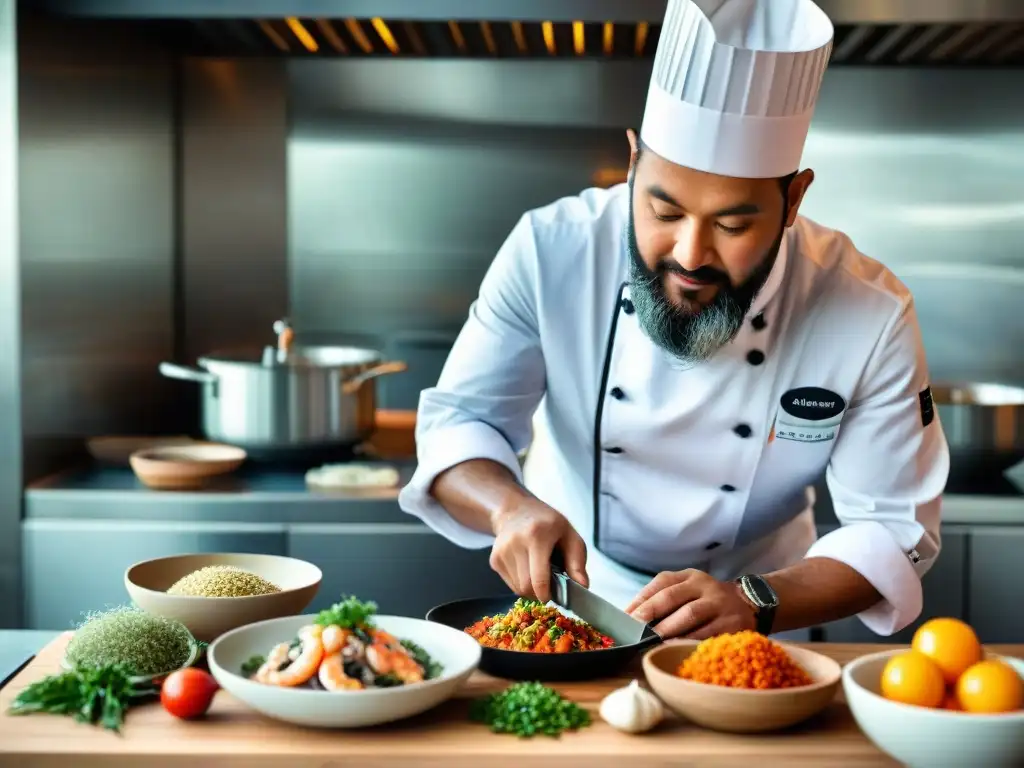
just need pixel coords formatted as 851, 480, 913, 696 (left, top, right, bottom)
641, 631, 842, 733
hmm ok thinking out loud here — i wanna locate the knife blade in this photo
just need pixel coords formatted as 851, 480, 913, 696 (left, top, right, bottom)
549, 564, 652, 646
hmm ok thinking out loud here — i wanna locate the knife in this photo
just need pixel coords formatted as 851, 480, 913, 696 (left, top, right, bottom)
548, 550, 655, 646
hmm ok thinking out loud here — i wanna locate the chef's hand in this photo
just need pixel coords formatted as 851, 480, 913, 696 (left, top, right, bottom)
625, 569, 757, 640
490, 498, 588, 604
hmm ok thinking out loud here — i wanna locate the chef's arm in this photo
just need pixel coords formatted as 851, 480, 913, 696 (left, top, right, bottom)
397, 212, 548, 547
786, 297, 948, 636
759, 557, 882, 634
429, 459, 533, 536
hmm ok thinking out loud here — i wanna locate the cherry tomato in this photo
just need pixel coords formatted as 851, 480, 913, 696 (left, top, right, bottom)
161, 667, 219, 720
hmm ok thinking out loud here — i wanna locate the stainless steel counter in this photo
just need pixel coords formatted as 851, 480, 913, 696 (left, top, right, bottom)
23, 462, 1024, 526
0, 631, 59, 689
17, 463, 1024, 643
24, 462, 417, 524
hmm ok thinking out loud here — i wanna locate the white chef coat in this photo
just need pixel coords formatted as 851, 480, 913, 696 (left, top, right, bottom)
397, 183, 949, 636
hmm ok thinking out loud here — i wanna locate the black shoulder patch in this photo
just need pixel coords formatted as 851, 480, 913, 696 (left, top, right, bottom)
919, 386, 934, 427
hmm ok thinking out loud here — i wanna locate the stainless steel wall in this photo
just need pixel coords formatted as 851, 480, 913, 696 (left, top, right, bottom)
179, 58, 288, 365
17, 14, 177, 490
0, 0, 23, 629
287, 60, 1024, 407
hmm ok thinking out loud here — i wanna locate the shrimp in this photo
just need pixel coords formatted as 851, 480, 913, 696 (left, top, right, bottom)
370, 628, 401, 649
318, 652, 363, 691
366, 642, 424, 683
254, 642, 291, 683
321, 624, 351, 655
262, 624, 324, 687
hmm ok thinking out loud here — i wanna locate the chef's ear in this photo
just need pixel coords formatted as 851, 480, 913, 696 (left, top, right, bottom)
784, 169, 815, 227
626, 128, 640, 173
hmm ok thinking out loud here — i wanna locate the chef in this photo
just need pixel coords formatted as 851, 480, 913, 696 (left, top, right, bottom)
398, 0, 950, 641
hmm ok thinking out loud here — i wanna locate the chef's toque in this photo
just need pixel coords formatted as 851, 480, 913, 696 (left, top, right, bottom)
640, 0, 834, 179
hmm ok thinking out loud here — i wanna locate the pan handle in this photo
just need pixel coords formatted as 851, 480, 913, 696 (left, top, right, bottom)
340, 361, 408, 396
159, 362, 217, 385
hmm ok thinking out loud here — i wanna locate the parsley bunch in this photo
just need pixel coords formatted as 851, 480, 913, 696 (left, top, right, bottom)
8, 664, 157, 732
314, 595, 379, 629
470, 682, 591, 738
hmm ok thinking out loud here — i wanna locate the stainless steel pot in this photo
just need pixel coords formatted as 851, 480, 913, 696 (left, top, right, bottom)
159, 319, 407, 457
932, 382, 1024, 480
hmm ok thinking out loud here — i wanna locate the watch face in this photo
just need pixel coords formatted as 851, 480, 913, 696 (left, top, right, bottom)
744, 575, 778, 607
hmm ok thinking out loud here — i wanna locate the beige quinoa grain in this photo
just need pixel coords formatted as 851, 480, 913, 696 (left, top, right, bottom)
166, 565, 281, 597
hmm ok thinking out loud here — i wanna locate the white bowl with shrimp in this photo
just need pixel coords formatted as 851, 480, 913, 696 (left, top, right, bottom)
207, 613, 482, 728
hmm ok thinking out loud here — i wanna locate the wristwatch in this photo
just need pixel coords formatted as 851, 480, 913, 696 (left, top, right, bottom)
736, 574, 779, 636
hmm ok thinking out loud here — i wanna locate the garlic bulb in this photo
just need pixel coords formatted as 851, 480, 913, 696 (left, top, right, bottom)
599, 679, 664, 734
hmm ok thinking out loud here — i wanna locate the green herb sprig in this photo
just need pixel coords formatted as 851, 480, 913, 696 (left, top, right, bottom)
313, 595, 378, 629
469, 681, 591, 738
240, 655, 265, 679
7, 664, 157, 733
399, 639, 443, 679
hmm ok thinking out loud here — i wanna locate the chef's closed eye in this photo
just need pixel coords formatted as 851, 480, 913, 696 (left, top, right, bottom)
650, 202, 682, 222
716, 219, 752, 236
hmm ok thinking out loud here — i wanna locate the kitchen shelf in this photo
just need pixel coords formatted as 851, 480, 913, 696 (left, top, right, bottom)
24, 462, 416, 524
23, 460, 1024, 526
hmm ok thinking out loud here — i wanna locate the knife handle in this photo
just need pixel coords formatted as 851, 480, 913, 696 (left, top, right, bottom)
549, 546, 567, 574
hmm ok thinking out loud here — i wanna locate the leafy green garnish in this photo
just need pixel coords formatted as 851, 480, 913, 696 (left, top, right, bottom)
469, 681, 591, 738
7, 664, 158, 733
314, 595, 378, 629
240, 655, 265, 678
373, 673, 403, 687
547, 625, 566, 640
400, 639, 443, 679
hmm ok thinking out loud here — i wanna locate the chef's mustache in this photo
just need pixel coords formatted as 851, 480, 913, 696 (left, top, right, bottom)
655, 261, 730, 288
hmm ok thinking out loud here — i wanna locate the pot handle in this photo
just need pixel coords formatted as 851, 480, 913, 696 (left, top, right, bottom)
341, 361, 408, 396
159, 362, 218, 385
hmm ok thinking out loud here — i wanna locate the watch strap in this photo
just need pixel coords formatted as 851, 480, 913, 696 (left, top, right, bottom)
737, 574, 778, 636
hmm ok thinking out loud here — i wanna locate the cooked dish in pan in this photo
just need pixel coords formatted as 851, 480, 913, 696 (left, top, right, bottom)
464, 598, 616, 653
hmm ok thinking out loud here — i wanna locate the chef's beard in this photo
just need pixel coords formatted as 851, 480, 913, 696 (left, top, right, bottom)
625, 182, 784, 367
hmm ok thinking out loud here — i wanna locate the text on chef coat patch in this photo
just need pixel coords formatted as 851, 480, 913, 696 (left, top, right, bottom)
770, 387, 848, 444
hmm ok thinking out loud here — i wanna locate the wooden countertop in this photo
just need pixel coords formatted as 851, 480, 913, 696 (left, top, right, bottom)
2, 634, 1021, 768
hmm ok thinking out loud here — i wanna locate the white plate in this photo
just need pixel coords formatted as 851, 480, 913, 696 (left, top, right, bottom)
207, 613, 481, 728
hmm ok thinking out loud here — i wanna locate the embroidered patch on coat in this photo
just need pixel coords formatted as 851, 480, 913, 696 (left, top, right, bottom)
772, 387, 848, 443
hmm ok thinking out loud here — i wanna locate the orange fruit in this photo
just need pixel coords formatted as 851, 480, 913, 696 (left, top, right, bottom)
942, 691, 961, 711
911, 618, 982, 684
956, 660, 1024, 714
880, 651, 945, 708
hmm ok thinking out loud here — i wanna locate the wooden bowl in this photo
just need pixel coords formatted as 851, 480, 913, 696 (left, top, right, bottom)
125, 553, 322, 643
129, 443, 246, 490
88, 435, 196, 465
642, 639, 842, 733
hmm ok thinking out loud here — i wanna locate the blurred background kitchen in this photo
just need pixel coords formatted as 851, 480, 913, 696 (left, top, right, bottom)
1, 0, 1023, 643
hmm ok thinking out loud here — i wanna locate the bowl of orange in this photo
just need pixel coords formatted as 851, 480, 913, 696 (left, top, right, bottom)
642, 631, 842, 733
843, 618, 1024, 768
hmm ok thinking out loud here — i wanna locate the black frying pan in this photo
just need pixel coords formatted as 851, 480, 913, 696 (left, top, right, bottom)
425, 595, 663, 682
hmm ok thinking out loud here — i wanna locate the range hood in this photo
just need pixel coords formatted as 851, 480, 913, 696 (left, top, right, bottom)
21, 0, 1024, 65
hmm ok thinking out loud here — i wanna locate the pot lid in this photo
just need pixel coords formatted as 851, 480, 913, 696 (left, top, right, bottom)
199, 345, 382, 368
198, 319, 384, 368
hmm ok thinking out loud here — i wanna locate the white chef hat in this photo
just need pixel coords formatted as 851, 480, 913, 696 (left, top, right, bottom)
640, 0, 834, 179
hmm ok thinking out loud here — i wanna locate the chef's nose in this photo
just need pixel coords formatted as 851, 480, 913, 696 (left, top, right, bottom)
670, 218, 715, 272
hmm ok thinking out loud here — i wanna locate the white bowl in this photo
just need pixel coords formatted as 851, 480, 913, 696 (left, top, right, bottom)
207, 613, 482, 728
843, 649, 1024, 768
